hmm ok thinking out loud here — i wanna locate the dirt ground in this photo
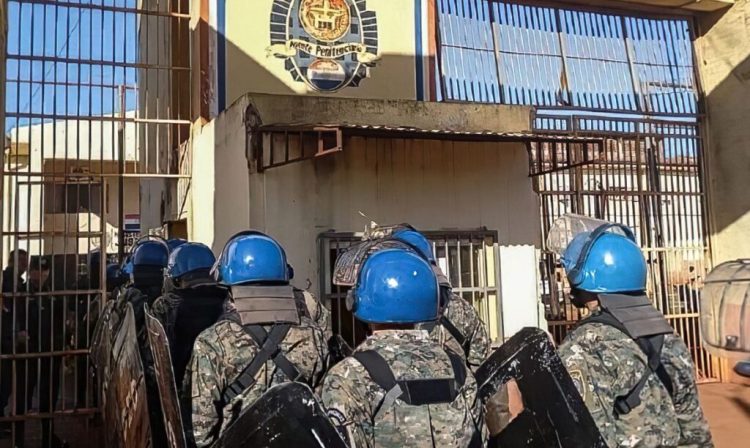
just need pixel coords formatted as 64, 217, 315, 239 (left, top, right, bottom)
699, 383, 750, 448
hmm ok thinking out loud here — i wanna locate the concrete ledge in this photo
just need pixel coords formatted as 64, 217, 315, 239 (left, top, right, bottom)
231, 92, 534, 134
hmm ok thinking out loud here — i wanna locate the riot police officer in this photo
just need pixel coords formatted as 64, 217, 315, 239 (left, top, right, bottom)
124, 240, 169, 307
183, 231, 331, 447
390, 227, 490, 369
151, 242, 227, 388
549, 214, 713, 447
121, 239, 171, 447
320, 246, 486, 447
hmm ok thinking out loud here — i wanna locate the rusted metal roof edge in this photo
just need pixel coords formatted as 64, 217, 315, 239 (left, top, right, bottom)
259, 123, 604, 145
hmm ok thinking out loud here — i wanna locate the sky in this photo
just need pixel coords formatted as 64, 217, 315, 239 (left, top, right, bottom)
5, 0, 139, 133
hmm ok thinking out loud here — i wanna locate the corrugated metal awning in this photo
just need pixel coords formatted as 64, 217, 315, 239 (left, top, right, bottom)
259, 123, 604, 144
254, 123, 605, 175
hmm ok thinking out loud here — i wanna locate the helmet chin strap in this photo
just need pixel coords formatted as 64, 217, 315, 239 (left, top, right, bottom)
569, 288, 598, 308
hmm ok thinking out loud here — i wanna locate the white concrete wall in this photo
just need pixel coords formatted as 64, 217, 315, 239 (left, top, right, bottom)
189, 95, 543, 335
249, 136, 540, 293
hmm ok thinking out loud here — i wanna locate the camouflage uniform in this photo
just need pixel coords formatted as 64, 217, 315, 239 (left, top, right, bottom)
559, 316, 714, 448
422, 293, 490, 370
320, 329, 487, 448
183, 289, 331, 447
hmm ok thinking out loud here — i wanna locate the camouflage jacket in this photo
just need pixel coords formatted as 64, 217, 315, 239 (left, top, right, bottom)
182, 289, 332, 447
420, 293, 491, 370
320, 329, 487, 448
559, 319, 713, 448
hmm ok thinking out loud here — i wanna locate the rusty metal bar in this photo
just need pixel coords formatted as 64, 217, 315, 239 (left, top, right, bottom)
0, 409, 98, 421
0, 349, 90, 360
6, 112, 191, 125
2, 0, 192, 440
15, 0, 191, 18
6, 53, 190, 71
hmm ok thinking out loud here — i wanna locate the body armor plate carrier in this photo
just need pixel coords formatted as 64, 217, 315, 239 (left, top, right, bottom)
222, 285, 310, 404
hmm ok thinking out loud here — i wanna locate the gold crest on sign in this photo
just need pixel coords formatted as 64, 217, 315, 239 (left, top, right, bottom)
299, 0, 351, 43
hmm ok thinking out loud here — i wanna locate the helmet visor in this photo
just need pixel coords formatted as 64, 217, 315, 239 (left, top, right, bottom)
547, 214, 633, 255
546, 214, 636, 274
333, 239, 419, 287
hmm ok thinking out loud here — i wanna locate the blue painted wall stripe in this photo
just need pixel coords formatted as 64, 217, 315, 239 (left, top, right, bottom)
415, 0, 424, 101
217, 0, 227, 112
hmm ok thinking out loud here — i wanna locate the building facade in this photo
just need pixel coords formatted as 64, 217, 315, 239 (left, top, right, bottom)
178, 0, 735, 366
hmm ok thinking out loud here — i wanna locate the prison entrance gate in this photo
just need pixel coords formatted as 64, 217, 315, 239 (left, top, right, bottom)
433, 0, 718, 382
1, 0, 190, 445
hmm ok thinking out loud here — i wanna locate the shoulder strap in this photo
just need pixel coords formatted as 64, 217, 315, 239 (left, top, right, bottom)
352, 350, 400, 417
583, 312, 675, 415
422, 316, 471, 360
243, 324, 307, 385
445, 348, 468, 389
441, 316, 471, 358
353, 349, 467, 417
221, 324, 291, 404
613, 334, 667, 416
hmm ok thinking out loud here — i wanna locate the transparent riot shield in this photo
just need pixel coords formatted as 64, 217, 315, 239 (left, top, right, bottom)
701, 259, 750, 360
106, 303, 151, 448
213, 382, 348, 448
475, 327, 606, 448
145, 307, 186, 448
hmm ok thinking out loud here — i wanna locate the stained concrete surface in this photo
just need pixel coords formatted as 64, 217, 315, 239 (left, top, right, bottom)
699, 383, 750, 447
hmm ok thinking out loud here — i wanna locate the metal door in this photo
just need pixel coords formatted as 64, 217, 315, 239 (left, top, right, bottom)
1, 0, 191, 444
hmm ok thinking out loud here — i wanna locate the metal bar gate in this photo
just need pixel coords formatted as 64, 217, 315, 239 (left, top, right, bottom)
434, 1, 716, 381
1, 0, 190, 445
532, 114, 718, 383
319, 230, 503, 347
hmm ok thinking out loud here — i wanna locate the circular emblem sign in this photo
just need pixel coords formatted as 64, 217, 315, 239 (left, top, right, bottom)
299, 0, 351, 43
268, 0, 380, 92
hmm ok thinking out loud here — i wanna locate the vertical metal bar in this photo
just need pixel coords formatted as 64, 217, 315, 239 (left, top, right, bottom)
488, 1, 505, 104
621, 16, 643, 113
117, 85, 125, 262
554, 8, 570, 108
493, 242, 503, 343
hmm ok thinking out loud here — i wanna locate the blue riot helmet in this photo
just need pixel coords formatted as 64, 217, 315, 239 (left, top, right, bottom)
548, 214, 646, 295
167, 238, 188, 253
131, 240, 169, 286
392, 228, 435, 264
213, 231, 291, 286
167, 242, 217, 288
391, 226, 452, 307
349, 248, 439, 324
132, 240, 170, 267
106, 263, 126, 292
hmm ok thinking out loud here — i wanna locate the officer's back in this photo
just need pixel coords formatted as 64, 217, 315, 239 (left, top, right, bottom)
549, 215, 713, 448
382, 227, 490, 370
320, 247, 486, 448
183, 232, 330, 447
151, 242, 227, 387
